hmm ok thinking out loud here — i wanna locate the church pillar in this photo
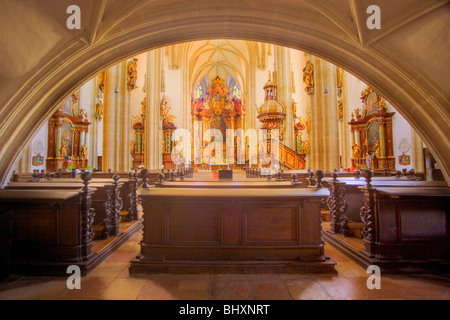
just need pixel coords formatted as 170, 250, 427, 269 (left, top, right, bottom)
411, 129, 424, 173
245, 48, 258, 134
102, 62, 131, 171
144, 49, 163, 170
309, 57, 340, 171
90, 75, 100, 168
273, 46, 294, 149
181, 44, 192, 138
17, 142, 31, 173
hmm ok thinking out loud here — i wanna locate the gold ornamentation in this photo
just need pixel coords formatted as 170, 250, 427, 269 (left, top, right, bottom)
303, 61, 314, 93
377, 97, 387, 111
95, 100, 103, 121
338, 100, 344, 121
60, 140, 66, 158
81, 145, 88, 160
352, 144, 361, 159
127, 58, 138, 90
98, 72, 105, 93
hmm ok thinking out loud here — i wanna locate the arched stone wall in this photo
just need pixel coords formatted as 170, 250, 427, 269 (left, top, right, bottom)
0, 2, 448, 186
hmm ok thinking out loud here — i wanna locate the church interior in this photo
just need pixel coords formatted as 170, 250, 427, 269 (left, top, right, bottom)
0, 0, 448, 301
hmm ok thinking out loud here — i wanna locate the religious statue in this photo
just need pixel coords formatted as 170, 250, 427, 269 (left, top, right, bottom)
141, 97, 146, 116
302, 140, 309, 154
60, 140, 66, 158
79, 108, 88, 121
70, 92, 79, 116
352, 144, 361, 159
338, 100, 344, 121
130, 141, 135, 154
81, 145, 88, 160
302, 61, 314, 90
377, 98, 387, 111
127, 58, 138, 90
98, 72, 105, 92
95, 100, 103, 121
296, 132, 303, 153
336, 67, 344, 97
372, 139, 380, 157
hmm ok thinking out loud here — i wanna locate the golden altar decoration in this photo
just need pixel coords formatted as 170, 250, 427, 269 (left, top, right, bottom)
130, 98, 146, 169
46, 92, 91, 171
191, 76, 245, 168
348, 86, 395, 171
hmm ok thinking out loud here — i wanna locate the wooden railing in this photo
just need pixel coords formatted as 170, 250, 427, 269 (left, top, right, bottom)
276, 141, 306, 170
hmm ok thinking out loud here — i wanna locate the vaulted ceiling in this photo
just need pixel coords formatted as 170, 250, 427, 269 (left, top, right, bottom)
0, 0, 448, 185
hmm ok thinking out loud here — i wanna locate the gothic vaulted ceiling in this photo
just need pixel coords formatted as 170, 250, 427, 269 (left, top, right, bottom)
0, 0, 448, 185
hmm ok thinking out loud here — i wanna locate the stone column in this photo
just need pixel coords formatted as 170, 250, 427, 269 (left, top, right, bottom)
411, 129, 425, 173
273, 46, 294, 149
144, 49, 163, 170
102, 62, 131, 171
309, 57, 340, 171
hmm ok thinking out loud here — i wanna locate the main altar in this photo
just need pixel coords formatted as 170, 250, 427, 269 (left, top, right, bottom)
191, 76, 245, 169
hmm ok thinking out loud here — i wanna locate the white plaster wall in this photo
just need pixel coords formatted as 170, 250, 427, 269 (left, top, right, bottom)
30, 124, 48, 171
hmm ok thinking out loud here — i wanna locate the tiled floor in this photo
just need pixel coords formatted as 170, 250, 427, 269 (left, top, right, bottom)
0, 229, 448, 300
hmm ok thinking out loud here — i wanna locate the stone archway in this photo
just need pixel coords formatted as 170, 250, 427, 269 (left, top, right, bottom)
0, 1, 448, 186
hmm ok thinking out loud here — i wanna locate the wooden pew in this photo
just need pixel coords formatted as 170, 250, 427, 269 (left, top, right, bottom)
0, 173, 97, 275
323, 178, 448, 226
322, 170, 450, 273
5, 174, 140, 239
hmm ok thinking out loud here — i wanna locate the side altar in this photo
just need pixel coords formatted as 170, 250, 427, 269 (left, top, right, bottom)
46, 93, 91, 171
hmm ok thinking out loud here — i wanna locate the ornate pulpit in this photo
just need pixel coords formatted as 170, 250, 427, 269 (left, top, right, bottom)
46, 92, 91, 171
349, 87, 395, 171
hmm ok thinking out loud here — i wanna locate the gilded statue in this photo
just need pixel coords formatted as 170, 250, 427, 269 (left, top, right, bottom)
338, 100, 344, 120
372, 139, 380, 157
302, 140, 309, 154
79, 108, 88, 121
81, 145, 88, 160
352, 144, 361, 159
303, 61, 314, 89
306, 116, 311, 131
130, 141, 135, 154
95, 100, 103, 121
60, 140, 66, 158
141, 98, 146, 116
98, 72, 105, 92
127, 58, 138, 90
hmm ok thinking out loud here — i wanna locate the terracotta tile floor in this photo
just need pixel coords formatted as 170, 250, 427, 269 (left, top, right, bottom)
0, 230, 448, 300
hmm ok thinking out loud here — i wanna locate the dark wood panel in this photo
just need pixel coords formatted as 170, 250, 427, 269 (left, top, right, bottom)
244, 205, 298, 245
167, 204, 221, 245
132, 186, 335, 273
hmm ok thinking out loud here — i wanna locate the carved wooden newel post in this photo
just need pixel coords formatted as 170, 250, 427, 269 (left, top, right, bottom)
80, 171, 95, 259
326, 171, 349, 235
126, 171, 140, 221
359, 169, 376, 251
103, 174, 123, 238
